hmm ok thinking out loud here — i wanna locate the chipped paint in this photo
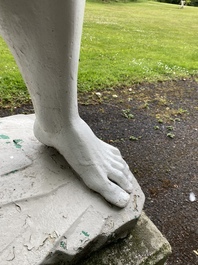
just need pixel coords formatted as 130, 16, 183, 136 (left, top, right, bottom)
13, 139, 23, 149
5, 170, 18, 176
82, 231, 89, 237
0, 134, 10, 139
60, 241, 67, 250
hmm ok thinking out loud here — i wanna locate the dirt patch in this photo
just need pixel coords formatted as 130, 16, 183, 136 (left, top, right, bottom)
0, 78, 198, 264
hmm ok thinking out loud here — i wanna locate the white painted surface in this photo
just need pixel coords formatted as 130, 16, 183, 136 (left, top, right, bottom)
0, 0, 136, 208
0, 115, 145, 264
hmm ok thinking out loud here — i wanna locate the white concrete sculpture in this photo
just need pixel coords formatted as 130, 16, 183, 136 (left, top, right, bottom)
180, 0, 186, 8
0, 1, 147, 264
0, 114, 145, 265
0, 0, 135, 208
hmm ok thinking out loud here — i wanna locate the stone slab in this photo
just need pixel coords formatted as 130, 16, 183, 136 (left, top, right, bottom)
0, 114, 145, 265
80, 212, 172, 265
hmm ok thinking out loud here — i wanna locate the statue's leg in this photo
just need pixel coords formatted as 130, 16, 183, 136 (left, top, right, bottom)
0, 0, 133, 207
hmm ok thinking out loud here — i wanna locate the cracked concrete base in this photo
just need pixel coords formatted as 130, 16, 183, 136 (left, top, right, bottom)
0, 114, 145, 265
81, 212, 172, 265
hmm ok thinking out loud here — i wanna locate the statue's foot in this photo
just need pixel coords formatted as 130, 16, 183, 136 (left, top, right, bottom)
34, 118, 133, 208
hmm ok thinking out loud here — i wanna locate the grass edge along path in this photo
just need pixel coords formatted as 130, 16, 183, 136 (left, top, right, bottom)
0, 1, 198, 108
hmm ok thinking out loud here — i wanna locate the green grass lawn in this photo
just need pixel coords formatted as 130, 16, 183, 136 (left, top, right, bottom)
0, 1, 198, 107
